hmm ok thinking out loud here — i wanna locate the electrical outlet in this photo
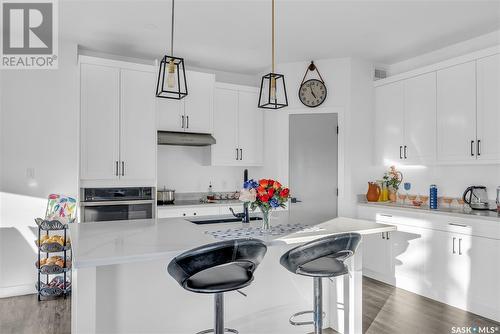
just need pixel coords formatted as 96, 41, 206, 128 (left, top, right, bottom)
26, 167, 35, 179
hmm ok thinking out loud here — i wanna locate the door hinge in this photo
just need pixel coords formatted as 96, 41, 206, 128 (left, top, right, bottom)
336, 126, 339, 134
336, 188, 339, 196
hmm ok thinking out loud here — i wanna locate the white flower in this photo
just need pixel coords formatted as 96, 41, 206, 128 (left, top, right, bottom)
239, 188, 256, 203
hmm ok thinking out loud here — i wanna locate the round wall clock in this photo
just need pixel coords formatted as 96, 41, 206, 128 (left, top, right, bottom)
299, 61, 327, 108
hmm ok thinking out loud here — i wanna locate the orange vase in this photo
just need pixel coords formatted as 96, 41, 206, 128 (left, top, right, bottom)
366, 182, 381, 202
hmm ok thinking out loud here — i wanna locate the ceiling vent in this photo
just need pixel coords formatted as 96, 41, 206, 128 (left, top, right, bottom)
374, 68, 387, 81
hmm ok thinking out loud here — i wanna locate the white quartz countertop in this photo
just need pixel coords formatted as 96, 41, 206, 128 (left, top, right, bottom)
69, 212, 395, 269
358, 201, 500, 222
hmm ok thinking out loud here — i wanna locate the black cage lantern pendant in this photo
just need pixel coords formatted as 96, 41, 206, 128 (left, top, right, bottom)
156, 0, 188, 99
258, 0, 288, 109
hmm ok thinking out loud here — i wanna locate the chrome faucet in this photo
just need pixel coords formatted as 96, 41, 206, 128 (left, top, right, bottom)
229, 169, 250, 223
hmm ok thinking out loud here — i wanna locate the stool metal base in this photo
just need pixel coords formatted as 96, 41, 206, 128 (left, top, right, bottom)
289, 277, 324, 334
197, 293, 239, 334
196, 329, 238, 334
289, 310, 326, 326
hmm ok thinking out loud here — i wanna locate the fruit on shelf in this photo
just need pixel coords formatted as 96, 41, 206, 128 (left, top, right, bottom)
39, 256, 71, 268
39, 235, 70, 246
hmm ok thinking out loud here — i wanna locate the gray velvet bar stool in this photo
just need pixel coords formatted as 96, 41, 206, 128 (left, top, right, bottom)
279, 233, 361, 334
167, 239, 267, 334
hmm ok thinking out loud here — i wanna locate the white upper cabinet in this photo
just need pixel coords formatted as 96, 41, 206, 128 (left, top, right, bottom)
119, 69, 156, 182
156, 70, 214, 134
211, 88, 239, 165
237, 90, 263, 165
211, 84, 263, 166
183, 71, 214, 134
476, 54, 500, 162
404, 72, 436, 164
80, 64, 121, 181
80, 57, 156, 186
436, 61, 477, 162
375, 81, 405, 165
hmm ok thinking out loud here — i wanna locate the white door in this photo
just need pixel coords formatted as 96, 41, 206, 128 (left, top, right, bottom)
375, 81, 405, 165
437, 61, 477, 162
211, 88, 239, 165
80, 64, 120, 180
476, 54, 500, 162
404, 72, 436, 164
156, 98, 184, 131
183, 71, 214, 134
362, 233, 392, 281
238, 90, 263, 165
119, 69, 156, 182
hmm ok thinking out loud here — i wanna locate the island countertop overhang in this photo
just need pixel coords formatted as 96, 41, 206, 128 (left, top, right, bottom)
68, 213, 396, 269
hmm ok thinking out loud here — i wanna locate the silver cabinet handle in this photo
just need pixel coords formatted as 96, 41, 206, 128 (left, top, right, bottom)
471, 140, 475, 156
380, 214, 392, 218
404, 145, 408, 159
459, 238, 462, 255
452, 237, 456, 254
236, 148, 239, 160
186, 115, 189, 129
399, 146, 403, 159
448, 222, 468, 228
382, 232, 385, 239
240, 148, 243, 160
477, 139, 481, 156
181, 115, 185, 128
115, 161, 119, 176
386, 232, 390, 240
121, 161, 125, 176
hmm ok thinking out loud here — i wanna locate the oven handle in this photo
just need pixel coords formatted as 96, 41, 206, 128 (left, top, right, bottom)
80, 200, 155, 207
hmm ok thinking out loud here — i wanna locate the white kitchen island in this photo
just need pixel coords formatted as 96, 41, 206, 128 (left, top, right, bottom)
69, 212, 395, 334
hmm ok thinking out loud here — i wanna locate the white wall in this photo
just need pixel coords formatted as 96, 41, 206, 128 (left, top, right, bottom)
369, 165, 500, 201
0, 42, 79, 297
157, 145, 263, 193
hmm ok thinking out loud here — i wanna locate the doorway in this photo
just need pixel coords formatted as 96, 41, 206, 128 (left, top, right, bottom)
289, 113, 338, 223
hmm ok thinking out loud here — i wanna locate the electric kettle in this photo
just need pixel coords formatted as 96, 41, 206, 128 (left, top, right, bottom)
463, 186, 489, 210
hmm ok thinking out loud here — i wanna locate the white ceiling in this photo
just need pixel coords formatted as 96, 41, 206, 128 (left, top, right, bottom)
61, 0, 500, 74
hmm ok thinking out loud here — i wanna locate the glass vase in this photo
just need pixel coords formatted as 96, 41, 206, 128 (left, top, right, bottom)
260, 207, 271, 231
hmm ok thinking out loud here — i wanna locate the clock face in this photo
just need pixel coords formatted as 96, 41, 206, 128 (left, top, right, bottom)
299, 79, 327, 107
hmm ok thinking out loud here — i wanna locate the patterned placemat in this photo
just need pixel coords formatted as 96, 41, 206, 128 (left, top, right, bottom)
205, 223, 309, 240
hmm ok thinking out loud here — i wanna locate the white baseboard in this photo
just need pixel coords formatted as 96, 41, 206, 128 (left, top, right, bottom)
0, 284, 36, 298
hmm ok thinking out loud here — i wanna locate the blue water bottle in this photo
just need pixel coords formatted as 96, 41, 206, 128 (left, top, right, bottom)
430, 184, 438, 209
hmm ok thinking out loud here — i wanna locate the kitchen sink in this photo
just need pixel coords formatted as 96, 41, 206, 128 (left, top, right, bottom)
189, 216, 261, 225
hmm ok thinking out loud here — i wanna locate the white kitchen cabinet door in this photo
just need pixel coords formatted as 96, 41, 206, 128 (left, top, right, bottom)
437, 61, 477, 162
362, 232, 393, 282
80, 64, 121, 180
238, 90, 263, 165
375, 81, 405, 165
468, 235, 500, 321
212, 88, 239, 165
120, 69, 156, 182
183, 71, 214, 134
390, 225, 430, 295
404, 72, 436, 164
156, 98, 184, 131
476, 54, 500, 162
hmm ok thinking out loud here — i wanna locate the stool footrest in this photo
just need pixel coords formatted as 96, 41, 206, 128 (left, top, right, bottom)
196, 328, 238, 334
289, 310, 326, 326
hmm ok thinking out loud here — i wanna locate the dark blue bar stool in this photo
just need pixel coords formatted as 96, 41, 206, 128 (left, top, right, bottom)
168, 239, 267, 334
280, 233, 361, 334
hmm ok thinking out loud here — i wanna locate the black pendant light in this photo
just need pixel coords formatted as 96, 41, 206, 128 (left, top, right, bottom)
258, 0, 288, 109
156, 0, 188, 99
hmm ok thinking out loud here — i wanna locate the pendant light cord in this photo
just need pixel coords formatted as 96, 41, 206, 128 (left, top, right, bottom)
171, 0, 175, 56
271, 0, 275, 73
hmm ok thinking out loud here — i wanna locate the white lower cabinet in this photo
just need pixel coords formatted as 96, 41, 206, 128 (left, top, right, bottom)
358, 205, 500, 322
157, 206, 220, 219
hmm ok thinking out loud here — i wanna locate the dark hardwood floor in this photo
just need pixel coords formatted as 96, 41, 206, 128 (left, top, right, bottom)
1, 277, 498, 334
